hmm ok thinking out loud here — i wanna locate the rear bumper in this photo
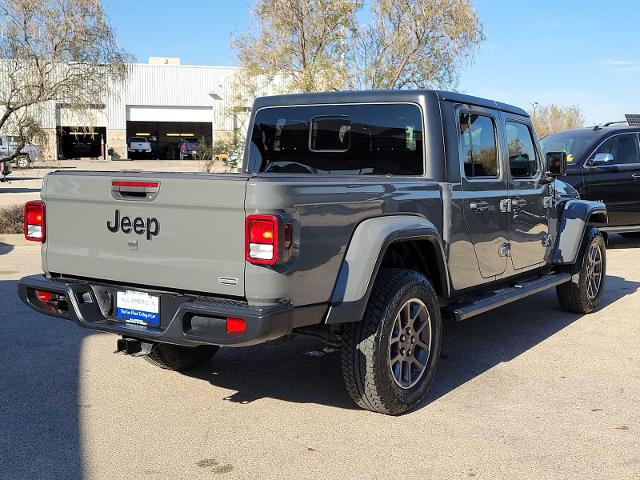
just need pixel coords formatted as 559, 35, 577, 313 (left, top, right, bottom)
18, 274, 304, 347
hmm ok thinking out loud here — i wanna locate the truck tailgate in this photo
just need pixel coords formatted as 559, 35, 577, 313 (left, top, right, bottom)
42, 171, 248, 296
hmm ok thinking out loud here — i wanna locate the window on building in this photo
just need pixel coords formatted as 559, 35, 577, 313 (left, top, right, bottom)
459, 113, 498, 178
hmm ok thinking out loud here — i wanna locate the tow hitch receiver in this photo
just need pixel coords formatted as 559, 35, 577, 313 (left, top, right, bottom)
116, 337, 154, 356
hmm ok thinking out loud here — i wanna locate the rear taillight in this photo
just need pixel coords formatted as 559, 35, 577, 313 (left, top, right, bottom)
35, 290, 53, 303
226, 317, 246, 334
24, 201, 45, 242
32, 289, 66, 314
246, 215, 279, 265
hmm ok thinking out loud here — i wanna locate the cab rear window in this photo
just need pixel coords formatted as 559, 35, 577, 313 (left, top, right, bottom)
249, 104, 423, 175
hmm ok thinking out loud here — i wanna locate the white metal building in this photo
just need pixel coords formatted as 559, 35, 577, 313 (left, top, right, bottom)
42, 58, 247, 160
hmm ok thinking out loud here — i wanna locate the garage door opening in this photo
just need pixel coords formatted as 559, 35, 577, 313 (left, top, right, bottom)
58, 127, 106, 159
126, 121, 212, 160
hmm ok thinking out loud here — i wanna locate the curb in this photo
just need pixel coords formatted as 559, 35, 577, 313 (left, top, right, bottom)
0, 234, 35, 246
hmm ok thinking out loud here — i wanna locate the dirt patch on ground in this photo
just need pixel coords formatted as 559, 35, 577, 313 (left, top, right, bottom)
0, 205, 22, 234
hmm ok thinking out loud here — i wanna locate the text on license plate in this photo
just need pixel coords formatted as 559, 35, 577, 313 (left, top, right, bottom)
116, 290, 160, 327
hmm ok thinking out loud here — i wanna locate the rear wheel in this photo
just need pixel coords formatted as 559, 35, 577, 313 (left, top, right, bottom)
556, 233, 606, 314
15, 155, 30, 169
145, 343, 219, 371
341, 268, 442, 415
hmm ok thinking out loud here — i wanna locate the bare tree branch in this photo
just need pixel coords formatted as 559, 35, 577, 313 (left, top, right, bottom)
0, 0, 130, 162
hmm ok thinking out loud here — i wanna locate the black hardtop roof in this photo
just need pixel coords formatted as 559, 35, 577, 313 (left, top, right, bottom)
253, 89, 529, 117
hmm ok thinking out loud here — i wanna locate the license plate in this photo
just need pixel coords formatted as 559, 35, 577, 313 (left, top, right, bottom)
116, 290, 160, 327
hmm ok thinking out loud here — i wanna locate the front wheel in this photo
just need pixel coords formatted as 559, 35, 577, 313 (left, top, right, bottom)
556, 233, 606, 314
341, 268, 442, 415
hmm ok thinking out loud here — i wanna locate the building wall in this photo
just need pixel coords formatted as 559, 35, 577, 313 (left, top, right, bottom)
105, 64, 241, 132
2, 61, 277, 160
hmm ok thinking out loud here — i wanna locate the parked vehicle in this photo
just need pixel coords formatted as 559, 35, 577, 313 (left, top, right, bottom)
19, 91, 608, 415
178, 138, 199, 159
0, 135, 44, 168
541, 125, 640, 235
127, 136, 153, 158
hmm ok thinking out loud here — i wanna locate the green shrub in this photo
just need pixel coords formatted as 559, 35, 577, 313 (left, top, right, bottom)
0, 204, 23, 234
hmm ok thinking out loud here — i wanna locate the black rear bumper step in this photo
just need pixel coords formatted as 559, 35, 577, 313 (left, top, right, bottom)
453, 273, 571, 322
18, 274, 296, 347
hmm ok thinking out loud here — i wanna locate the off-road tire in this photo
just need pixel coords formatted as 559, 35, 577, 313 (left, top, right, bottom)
556, 233, 606, 314
15, 155, 30, 169
145, 343, 219, 371
341, 268, 442, 415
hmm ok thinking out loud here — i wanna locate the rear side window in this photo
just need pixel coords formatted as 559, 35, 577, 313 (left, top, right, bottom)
506, 121, 539, 177
459, 113, 498, 178
250, 104, 423, 175
592, 134, 640, 164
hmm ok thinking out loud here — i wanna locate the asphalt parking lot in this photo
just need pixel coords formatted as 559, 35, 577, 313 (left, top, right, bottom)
1, 165, 639, 479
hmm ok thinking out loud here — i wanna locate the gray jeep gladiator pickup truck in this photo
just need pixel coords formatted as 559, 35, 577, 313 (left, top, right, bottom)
19, 90, 608, 415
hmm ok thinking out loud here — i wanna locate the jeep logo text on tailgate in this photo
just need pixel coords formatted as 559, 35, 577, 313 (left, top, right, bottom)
107, 210, 159, 240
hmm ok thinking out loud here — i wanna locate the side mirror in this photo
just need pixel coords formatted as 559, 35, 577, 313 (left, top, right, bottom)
545, 151, 567, 177
591, 153, 614, 166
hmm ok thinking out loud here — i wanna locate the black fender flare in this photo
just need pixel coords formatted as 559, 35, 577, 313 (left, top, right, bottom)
324, 215, 449, 324
554, 199, 607, 265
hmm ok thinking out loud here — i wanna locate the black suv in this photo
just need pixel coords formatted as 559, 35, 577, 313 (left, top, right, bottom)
541, 125, 640, 235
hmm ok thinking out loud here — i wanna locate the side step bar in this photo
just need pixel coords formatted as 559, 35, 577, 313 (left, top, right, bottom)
453, 273, 571, 322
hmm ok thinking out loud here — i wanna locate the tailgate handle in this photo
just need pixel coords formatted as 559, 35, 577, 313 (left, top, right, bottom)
111, 180, 160, 201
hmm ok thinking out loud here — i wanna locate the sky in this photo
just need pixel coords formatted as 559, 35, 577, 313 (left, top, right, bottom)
103, 0, 640, 125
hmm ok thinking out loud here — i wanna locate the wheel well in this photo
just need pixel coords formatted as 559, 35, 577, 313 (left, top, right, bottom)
379, 239, 446, 297
588, 211, 608, 225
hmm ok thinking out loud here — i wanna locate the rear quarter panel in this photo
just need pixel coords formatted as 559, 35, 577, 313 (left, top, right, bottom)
244, 176, 444, 306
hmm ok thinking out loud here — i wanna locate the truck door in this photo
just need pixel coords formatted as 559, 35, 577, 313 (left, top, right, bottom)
585, 132, 640, 228
503, 118, 550, 269
459, 108, 510, 278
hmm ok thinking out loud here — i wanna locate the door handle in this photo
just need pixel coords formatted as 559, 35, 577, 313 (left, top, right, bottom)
469, 200, 489, 212
512, 197, 528, 208
632, 173, 640, 180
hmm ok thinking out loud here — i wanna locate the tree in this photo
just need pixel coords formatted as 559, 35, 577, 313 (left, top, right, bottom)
350, 0, 484, 89
234, 0, 484, 94
529, 104, 585, 138
0, 0, 129, 163
234, 0, 359, 95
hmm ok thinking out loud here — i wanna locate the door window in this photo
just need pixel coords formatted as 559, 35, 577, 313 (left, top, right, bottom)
592, 134, 640, 164
506, 122, 539, 178
459, 113, 498, 178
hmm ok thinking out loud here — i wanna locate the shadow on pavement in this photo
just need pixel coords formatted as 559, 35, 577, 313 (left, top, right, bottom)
187, 274, 638, 413
0, 279, 89, 480
189, 336, 355, 410
0, 176, 42, 182
28, 165, 76, 170
0, 187, 41, 194
606, 233, 640, 250
0, 243, 14, 255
